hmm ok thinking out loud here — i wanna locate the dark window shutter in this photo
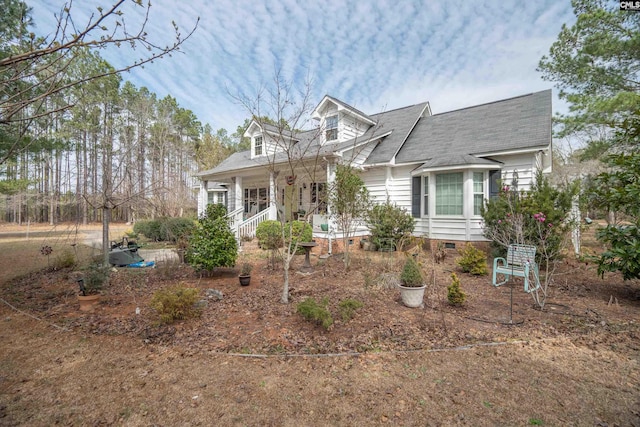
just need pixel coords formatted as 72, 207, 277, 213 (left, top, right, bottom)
489, 170, 500, 199
411, 176, 421, 218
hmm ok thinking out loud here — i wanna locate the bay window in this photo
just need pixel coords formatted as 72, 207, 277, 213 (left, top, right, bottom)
473, 172, 484, 215
435, 172, 463, 215
423, 176, 429, 216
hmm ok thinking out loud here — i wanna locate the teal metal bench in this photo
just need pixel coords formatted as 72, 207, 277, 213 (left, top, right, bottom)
492, 244, 541, 293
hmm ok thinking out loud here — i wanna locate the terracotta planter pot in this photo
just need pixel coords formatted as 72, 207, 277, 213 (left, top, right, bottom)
78, 294, 100, 312
398, 284, 426, 308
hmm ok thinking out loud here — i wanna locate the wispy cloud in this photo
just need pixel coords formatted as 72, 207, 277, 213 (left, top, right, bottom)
28, 0, 575, 131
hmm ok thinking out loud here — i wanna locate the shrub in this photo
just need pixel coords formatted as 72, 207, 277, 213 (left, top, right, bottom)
239, 262, 252, 276
338, 298, 363, 321
296, 297, 333, 330
447, 273, 466, 306
81, 263, 110, 295
133, 219, 164, 241
186, 204, 238, 272
456, 243, 488, 275
161, 217, 196, 242
400, 256, 423, 287
481, 171, 575, 264
150, 285, 202, 324
367, 199, 415, 251
256, 220, 283, 249
52, 249, 76, 269
134, 217, 195, 242
284, 220, 312, 254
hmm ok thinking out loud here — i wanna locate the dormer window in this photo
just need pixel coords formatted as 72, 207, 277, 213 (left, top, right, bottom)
254, 136, 263, 156
325, 115, 338, 141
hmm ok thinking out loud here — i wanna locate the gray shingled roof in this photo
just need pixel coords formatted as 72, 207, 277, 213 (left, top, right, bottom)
362, 102, 429, 165
198, 90, 550, 178
395, 90, 551, 165
197, 127, 334, 177
323, 95, 375, 123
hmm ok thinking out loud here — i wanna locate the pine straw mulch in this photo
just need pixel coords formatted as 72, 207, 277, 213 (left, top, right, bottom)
3, 241, 639, 358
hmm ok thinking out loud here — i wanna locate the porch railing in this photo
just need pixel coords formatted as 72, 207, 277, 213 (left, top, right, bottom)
226, 207, 244, 233
237, 206, 274, 240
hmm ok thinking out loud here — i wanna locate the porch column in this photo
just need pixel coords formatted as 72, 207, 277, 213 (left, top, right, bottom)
325, 161, 336, 216
198, 180, 207, 217
235, 176, 243, 213
269, 171, 277, 220
325, 161, 337, 233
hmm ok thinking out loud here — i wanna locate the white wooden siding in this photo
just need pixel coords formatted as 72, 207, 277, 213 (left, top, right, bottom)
388, 165, 413, 211
340, 115, 368, 142
360, 167, 388, 203
495, 153, 536, 191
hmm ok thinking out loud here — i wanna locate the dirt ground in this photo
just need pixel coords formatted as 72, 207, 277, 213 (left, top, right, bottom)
0, 223, 639, 426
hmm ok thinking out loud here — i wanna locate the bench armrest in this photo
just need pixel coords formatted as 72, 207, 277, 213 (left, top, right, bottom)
493, 256, 507, 269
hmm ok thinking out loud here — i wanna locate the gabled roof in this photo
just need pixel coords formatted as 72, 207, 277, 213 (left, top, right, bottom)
198, 90, 551, 179
312, 95, 376, 125
363, 102, 430, 165
197, 127, 331, 177
244, 121, 300, 141
395, 90, 551, 165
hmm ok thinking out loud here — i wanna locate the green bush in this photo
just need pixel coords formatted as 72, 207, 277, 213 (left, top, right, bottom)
400, 256, 423, 287
481, 171, 575, 264
133, 219, 163, 241
284, 220, 312, 254
186, 204, 237, 272
82, 263, 110, 295
338, 298, 363, 321
296, 297, 333, 330
367, 199, 415, 251
134, 217, 195, 242
256, 220, 283, 249
161, 217, 196, 242
447, 273, 466, 306
150, 285, 202, 324
456, 243, 488, 275
52, 249, 76, 269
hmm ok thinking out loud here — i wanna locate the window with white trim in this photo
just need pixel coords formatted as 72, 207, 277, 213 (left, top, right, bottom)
473, 172, 484, 215
325, 115, 338, 141
254, 136, 263, 156
436, 172, 463, 215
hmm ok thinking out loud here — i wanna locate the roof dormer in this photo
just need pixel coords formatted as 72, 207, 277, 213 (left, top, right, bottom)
243, 119, 300, 159
312, 96, 377, 145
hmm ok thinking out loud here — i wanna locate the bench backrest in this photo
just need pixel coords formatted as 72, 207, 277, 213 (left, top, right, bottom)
506, 244, 536, 267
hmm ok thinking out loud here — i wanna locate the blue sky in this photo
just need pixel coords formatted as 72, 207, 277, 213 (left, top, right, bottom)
29, 0, 575, 133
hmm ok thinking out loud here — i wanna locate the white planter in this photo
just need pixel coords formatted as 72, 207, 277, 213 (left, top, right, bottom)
398, 284, 426, 308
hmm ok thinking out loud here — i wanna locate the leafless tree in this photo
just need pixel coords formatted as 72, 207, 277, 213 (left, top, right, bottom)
232, 71, 327, 303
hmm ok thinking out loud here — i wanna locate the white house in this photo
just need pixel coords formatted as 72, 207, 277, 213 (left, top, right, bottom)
196, 90, 552, 244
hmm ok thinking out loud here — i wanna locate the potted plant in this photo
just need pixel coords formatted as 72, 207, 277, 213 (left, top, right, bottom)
77, 263, 110, 311
238, 262, 252, 286
398, 256, 426, 308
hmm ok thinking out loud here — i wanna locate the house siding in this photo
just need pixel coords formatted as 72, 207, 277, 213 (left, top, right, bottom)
388, 165, 413, 211
360, 167, 388, 202
494, 153, 537, 191
341, 115, 368, 142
